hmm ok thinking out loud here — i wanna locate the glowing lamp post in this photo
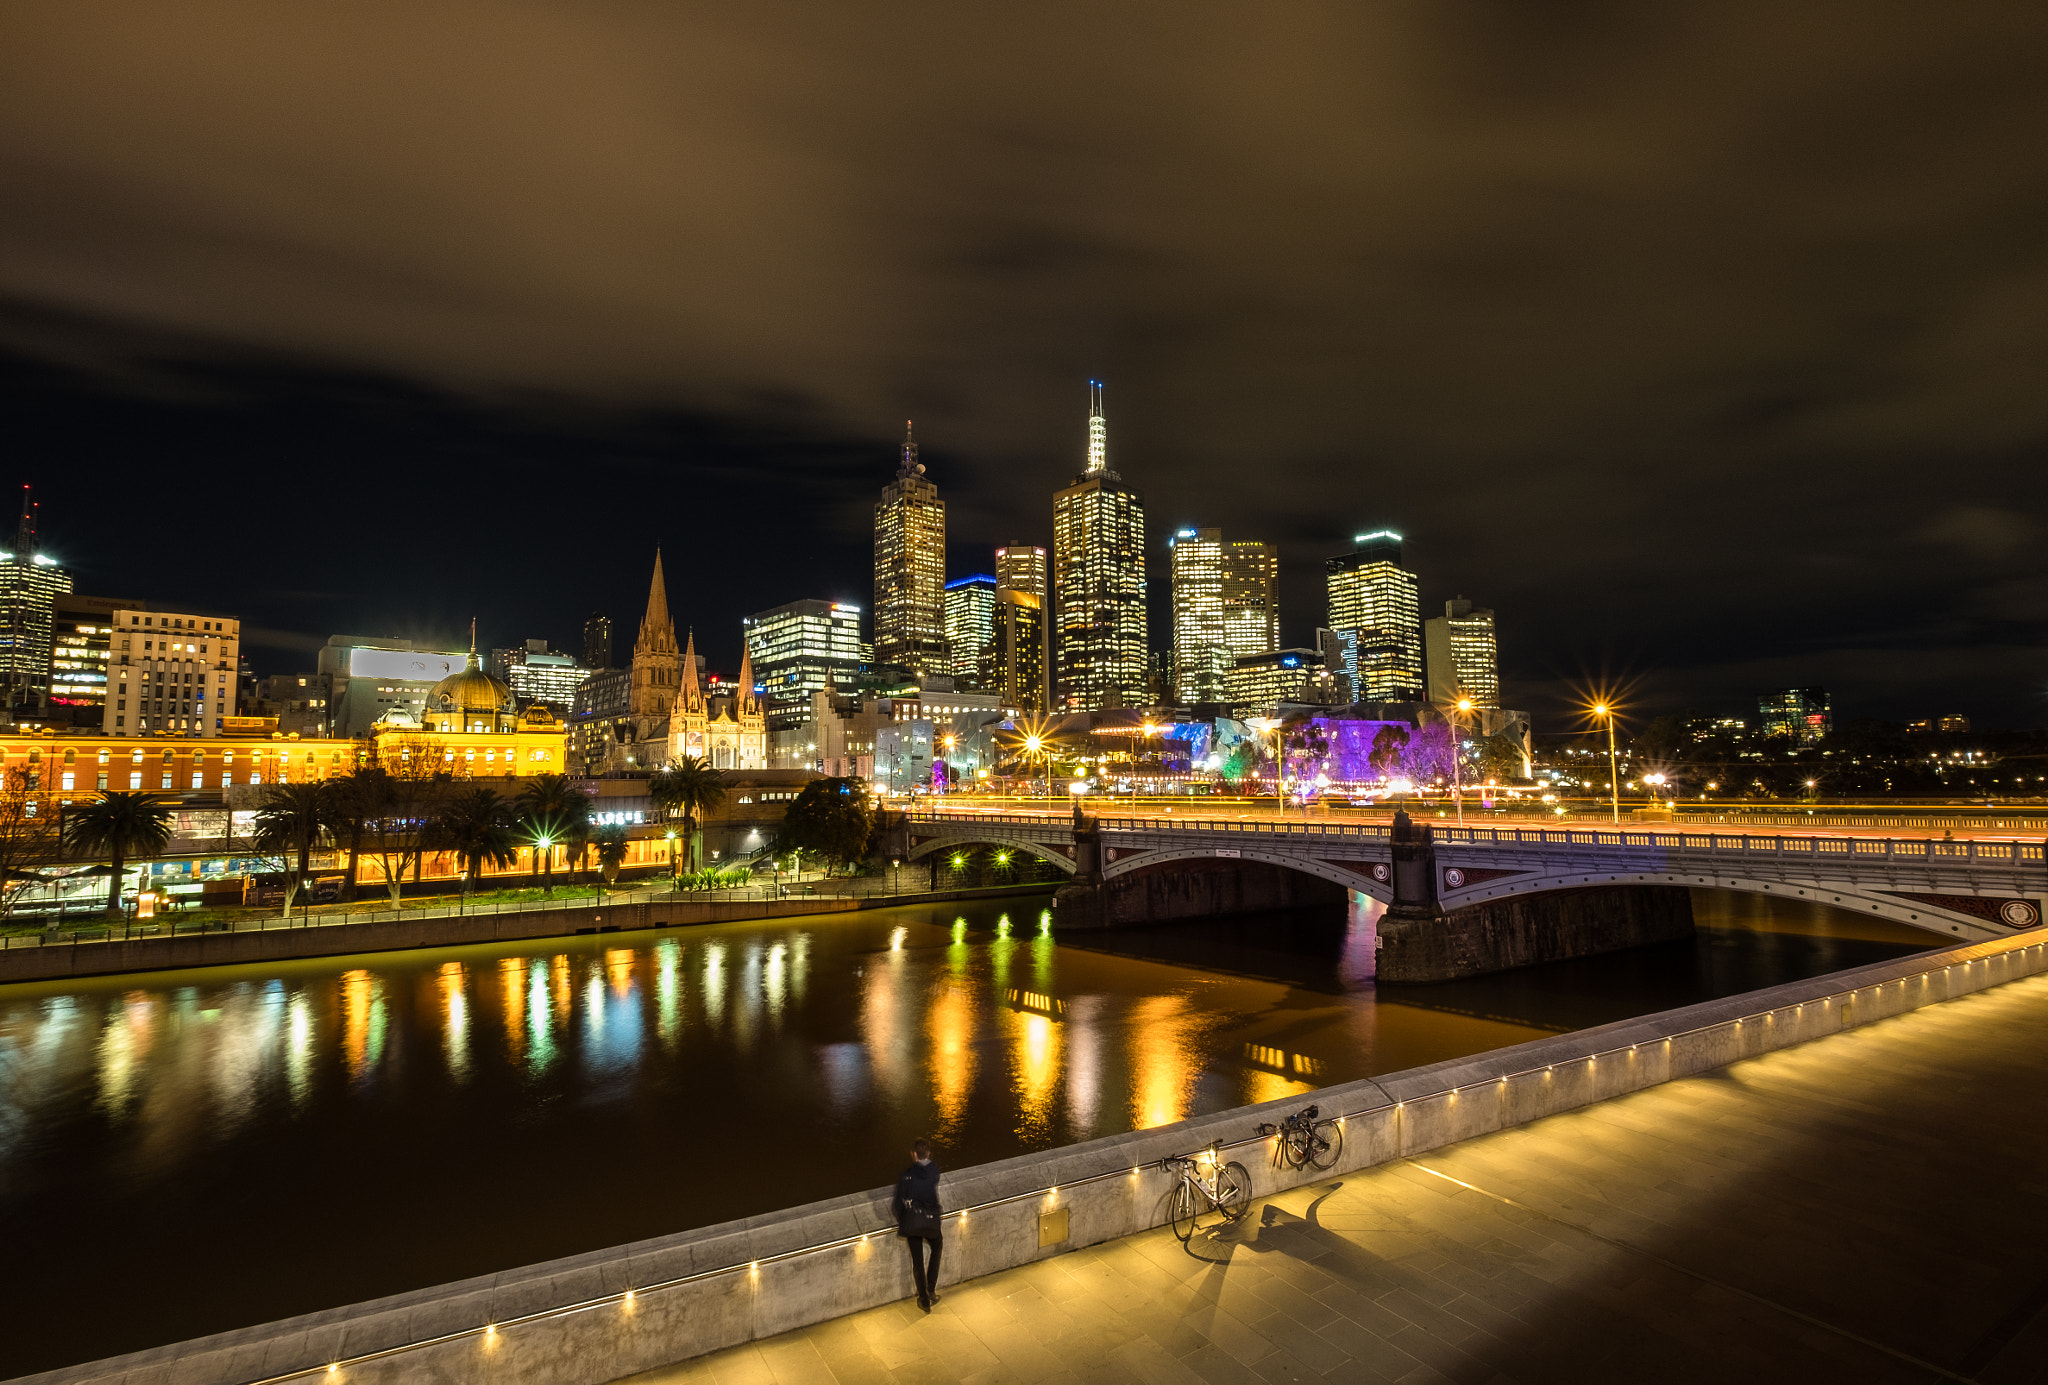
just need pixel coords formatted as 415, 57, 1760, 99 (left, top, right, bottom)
1450, 697, 1474, 826
1592, 703, 1620, 824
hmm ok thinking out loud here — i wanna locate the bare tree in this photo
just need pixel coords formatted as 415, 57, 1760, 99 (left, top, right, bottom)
0, 767, 61, 920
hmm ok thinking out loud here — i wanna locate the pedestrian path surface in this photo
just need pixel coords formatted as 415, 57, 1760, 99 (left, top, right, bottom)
620, 975, 2048, 1385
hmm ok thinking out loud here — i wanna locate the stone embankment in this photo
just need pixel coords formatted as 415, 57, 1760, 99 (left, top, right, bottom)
17, 922, 2046, 1385
0, 884, 1044, 986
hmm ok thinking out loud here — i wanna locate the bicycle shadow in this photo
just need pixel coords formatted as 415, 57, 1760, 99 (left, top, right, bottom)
1173, 1179, 1347, 1264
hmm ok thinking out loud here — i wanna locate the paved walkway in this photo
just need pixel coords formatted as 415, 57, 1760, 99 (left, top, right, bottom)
623, 975, 2048, 1385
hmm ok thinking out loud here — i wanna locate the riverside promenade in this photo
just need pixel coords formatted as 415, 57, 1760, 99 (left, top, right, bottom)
630, 974, 2048, 1385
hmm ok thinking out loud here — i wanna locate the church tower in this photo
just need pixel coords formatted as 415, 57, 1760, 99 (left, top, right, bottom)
629, 551, 680, 748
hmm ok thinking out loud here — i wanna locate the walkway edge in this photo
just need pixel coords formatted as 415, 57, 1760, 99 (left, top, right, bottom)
11, 926, 2047, 1385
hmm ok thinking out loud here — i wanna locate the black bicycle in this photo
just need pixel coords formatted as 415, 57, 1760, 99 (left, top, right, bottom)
1162, 1142, 1252, 1242
1255, 1103, 1343, 1172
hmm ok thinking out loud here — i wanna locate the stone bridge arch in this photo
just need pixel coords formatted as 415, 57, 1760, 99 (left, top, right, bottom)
1101, 844, 1391, 903
904, 833, 1078, 875
1437, 864, 2028, 943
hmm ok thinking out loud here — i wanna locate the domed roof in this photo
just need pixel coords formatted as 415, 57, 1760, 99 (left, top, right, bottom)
428, 655, 514, 715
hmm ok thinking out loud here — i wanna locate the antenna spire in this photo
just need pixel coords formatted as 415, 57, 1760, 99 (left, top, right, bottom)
1085, 381, 1108, 474
900, 420, 919, 475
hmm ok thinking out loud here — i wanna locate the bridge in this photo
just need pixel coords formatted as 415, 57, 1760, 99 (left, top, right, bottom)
904, 808, 2048, 944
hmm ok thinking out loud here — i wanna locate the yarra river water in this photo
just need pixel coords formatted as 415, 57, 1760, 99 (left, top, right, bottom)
0, 891, 1935, 1374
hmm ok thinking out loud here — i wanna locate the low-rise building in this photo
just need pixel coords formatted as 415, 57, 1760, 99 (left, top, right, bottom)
102, 608, 243, 737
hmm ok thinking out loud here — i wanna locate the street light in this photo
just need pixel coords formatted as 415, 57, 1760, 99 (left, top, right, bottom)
1450, 697, 1474, 826
1591, 703, 1621, 824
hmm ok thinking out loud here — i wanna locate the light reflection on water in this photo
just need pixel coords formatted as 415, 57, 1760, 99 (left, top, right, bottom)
0, 890, 1936, 1379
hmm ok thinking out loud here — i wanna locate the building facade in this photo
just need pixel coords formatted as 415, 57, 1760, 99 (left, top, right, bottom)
873, 424, 949, 677
0, 494, 71, 717
1226, 648, 1346, 712
668, 634, 767, 769
1170, 527, 1278, 704
1758, 687, 1832, 744
47, 594, 141, 728
628, 551, 681, 750
743, 598, 865, 727
1326, 530, 1423, 703
319, 637, 468, 738
581, 612, 613, 671
1423, 597, 1499, 708
1052, 384, 1147, 711
101, 609, 242, 737
943, 575, 997, 687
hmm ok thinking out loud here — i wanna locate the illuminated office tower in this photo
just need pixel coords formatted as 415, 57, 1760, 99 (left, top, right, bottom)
995, 543, 1048, 607
744, 597, 864, 713
1325, 530, 1423, 703
581, 612, 613, 670
1170, 527, 1278, 704
1424, 597, 1498, 708
943, 575, 997, 687
992, 544, 1050, 712
873, 422, 948, 676
1052, 383, 1147, 710
1758, 687, 1832, 744
0, 488, 71, 717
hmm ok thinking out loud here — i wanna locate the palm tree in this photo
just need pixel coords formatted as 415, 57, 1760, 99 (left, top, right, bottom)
252, 782, 329, 918
650, 755, 728, 873
517, 774, 592, 894
594, 823, 630, 888
63, 791, 173, 918
435, 787, 520, 902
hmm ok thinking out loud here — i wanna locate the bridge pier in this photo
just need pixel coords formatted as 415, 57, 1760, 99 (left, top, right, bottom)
1378, 884, 1697, 983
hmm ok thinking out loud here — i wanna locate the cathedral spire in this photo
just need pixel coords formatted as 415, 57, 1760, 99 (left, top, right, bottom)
637, 549, 677, 655
680, 626, 703, 712
735, 639, 757, 716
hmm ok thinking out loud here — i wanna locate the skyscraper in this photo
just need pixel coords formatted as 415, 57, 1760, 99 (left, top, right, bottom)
1170, 527, 1279, 704
0, 487, 71, 717
743, 598, 864, 724
1424, 597, 1498, 708
1326, 530, 1422, 703
1052, 384, 1147, 710
1758, 688, 1832, 744
992, 544, 1050, 713
873, 423, 948, 676
943, 575, 997, 687
582, 612, 613, 671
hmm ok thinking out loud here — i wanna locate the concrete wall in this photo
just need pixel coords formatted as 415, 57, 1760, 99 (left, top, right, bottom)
0, 884, 1051, 987
1377, 884, 1697, 983
20, 925, 2048, 1385
1054, 857, 1346, 929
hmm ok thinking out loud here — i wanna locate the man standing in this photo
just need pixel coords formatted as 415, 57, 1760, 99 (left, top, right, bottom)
894, 1138, 944, 1312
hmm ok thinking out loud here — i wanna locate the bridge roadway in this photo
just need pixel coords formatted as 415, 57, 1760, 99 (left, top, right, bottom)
636, 970, 2048, 1385
905, 809, 2048, 943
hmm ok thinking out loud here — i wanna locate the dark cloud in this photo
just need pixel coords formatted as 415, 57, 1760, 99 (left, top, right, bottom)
1, 2, 2045, 724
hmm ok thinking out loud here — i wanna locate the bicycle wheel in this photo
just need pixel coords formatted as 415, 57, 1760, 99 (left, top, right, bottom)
1169, 1178, 1199, 1243
1308, 1119, 1343, 1172
1280, 1125, 1313, 1170
1215, 1162, 1252, 1222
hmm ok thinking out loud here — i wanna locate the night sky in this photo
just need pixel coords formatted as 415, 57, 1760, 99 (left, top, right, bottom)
3, 4, 2044, 728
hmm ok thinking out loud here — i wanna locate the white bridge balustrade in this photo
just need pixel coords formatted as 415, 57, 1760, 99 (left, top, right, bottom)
904, 810, 2048, 942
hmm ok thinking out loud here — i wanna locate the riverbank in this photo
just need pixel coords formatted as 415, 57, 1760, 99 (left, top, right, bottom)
0, 881, 1054, 985
19, 919, 2042, 1385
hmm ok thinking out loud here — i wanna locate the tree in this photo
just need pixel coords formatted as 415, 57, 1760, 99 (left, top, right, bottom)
594, 823, 630, 887
774, 777, 874, 872
0, 766, 60, 919
1403, 720, 1458, 787
63, 791, 173, 918
251, 782, 329, 918
517, 774, 592, 893
1279, 717, 1331, 799
650, 755, 728, 872
436, 787, 521, 900
1477, 730, 1528, 783
323, 764, 392, 901
1368, 725, 1411, 780
365, 735, 449, 906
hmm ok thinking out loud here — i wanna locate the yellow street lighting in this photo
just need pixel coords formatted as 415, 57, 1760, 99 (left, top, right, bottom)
1587, 700, 1621, 824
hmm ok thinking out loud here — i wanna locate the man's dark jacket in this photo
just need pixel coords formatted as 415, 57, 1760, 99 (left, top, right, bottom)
895, 1160, 942, 1237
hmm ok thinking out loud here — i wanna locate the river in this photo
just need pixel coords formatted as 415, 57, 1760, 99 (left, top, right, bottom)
0, 889, 1934, 1376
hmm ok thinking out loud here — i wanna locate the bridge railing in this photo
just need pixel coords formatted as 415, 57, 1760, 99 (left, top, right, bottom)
904, 811, 2046, 870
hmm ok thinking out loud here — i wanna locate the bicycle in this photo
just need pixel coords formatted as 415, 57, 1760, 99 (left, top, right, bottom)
1255, 1103, 1343, 1172
1162, 1142, 1252, 1243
